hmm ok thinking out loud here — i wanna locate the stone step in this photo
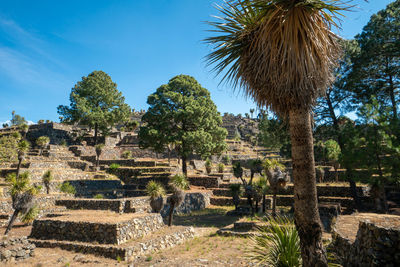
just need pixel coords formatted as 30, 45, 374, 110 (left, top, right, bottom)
30, 226, 195, 261
30, 210, 165, 245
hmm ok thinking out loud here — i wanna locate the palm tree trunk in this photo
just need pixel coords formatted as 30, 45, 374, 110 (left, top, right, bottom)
168, 203, 175, 226
289, 109, 327, 267
4, 209, 19, 235
182, 155, 187, 177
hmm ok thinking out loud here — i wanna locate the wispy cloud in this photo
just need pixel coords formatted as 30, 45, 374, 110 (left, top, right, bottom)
0, 17, 69, 89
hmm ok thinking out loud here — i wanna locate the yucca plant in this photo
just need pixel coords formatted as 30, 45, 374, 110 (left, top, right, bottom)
247, 216, 301, 267
42, 170, 53, 194
36, 136, 50, 156
167, 174, 189, 226
20, 205, 39, 224
16, 140, 30, 178
264, 159, 289, 217
95, 143, 105, 167
4, 172, 39, 235
255, 176, 270, 213
229, 183, 242, 210
205, 158, 212, 174
205, 0, 349, 264
146, 181, 166, 213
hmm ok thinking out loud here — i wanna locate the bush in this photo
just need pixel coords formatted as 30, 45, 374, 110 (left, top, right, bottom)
59, 182, 76, 195
229, 183, 241, 196
93, 193, 104, 199
60, 139, 68, 146
247, 216, 301, 267
222, 155, 231, 164
122, 150, 133, 159
109, 163, 120, 171
218, 163, 225, 173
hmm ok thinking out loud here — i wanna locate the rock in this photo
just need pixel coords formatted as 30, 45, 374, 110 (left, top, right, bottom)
57, 256, 68, 263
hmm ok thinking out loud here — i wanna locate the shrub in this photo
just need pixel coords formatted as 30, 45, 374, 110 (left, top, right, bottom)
60, 139, 67, 146
59, 182, 76, 195
222, 154, 231, 164
146, 181, 166, 199
229, 183, 241, 196
93, 194, 104, 199
247, 216, 301, 267
218, 163, 225, 173
109, 163, 120, 171
122, 150, 133, 159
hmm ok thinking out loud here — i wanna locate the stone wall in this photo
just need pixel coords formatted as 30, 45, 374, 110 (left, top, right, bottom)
30, 213, 164, 245
161, 191, 212, 216
188, 176, 221, 188
332, 218, 400, 266
0, 236, 35, 262
0, 195, 63, 214
55, 197, 150, 214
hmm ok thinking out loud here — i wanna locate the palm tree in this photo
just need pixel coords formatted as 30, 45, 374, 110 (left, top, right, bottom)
264, 159, 289, 217
146, 180, 166, 213
42, 170, 53, 194
4, 172, 39, 235
167, 174, 189, 226
205, 1, 346, 265
229, 183, 242, 210
16, 140, 30, 179
36, 136, 50, 156
95, 143, 104, 168
255, 176, 269, 213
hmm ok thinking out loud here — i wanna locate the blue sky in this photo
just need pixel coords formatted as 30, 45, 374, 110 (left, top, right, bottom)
0, 0, 395, 124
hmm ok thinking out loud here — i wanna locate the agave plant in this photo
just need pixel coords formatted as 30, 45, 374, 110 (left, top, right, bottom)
42, 170, 53, 194
146, 180, 166, 213
167, 174, 189, 226
247, 216, 301, 267
5, 172, 40, 235
36, 136, 50, 156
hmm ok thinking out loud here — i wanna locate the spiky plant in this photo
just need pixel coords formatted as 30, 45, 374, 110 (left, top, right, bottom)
16, 140, 30, 178
229, 183, 242, 210
4, 172, 39, 234
20, 205, 39, 224
95, 143, 105, 167
247, 216, 301, 267
264, 159, 289, 217
36, 136, 50, 156
146, 181, 166, 213
255, 176, 270, 213
167, 174, 189, 226
204, 2, 348, 262
42, 170, 53, 194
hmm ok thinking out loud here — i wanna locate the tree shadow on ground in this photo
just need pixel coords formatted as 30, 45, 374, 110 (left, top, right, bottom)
170, 207, 240, 228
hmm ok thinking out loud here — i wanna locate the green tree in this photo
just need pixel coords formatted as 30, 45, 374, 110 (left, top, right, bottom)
138, 75, 227, 176
324, 140, 341, 182
205, 1, 345, 265
57, 71, 131, 145
10, 111, 27, 127
348, 1, 400, 122
258, 116, 291, 157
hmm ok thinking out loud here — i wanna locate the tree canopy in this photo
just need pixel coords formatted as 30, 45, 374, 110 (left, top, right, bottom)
57, 70, 131, 144
138, 75, 227, 176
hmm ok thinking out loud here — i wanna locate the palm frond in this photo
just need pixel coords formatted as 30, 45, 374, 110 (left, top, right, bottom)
205, 0, 350, 115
